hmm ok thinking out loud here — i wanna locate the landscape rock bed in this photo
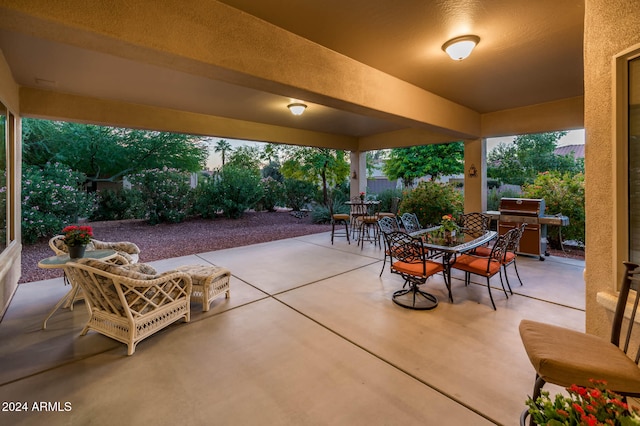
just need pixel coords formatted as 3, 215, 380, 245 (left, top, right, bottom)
20, 211, 331, 284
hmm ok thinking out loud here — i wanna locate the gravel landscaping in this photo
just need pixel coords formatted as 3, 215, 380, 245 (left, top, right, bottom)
19, 211, 582, 284
20, 211, 332, 283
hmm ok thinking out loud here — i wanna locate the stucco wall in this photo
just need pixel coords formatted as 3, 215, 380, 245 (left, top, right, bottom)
584, 0, 640, 336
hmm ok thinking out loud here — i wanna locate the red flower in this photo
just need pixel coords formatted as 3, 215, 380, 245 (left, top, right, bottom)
62, 224, 94, 246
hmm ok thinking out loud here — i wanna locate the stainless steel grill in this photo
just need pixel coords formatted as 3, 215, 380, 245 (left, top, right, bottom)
485, 198, 569, 260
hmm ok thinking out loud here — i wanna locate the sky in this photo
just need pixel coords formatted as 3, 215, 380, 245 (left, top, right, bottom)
486, 129, 585, 153
205, 129, 586, 169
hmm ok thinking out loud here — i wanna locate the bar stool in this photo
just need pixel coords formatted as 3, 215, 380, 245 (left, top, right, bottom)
358, 202, 380, 249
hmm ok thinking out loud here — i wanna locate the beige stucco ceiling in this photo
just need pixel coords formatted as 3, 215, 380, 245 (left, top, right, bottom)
0, 0, 584, 145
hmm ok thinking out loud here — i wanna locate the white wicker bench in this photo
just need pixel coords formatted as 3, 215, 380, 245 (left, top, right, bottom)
175, 265, 231, 312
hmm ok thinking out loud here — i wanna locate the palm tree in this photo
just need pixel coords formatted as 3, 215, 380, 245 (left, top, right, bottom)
214, 139, 232, 166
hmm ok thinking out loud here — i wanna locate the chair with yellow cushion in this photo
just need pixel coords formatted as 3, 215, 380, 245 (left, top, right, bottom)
519, 261, 640, 424
328, 192, 350, 245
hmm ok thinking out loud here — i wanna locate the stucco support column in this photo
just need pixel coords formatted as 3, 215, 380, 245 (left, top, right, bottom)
350, 151, 367, 198
463, 139, 487, 213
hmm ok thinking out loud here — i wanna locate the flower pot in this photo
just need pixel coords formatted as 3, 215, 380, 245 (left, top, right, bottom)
444, 230, 456, 244
67, 244, 87, 259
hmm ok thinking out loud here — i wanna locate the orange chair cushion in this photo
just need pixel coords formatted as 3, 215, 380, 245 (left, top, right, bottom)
519, 320, 640, 394
473, 246, 492, 257
392, 260, 444, 278
452, 254, 501, 276
333, 214, 350, 221
473, 246, 516, 265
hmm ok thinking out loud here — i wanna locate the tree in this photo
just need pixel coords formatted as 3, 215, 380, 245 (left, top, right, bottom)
280, 147, 349, 205
22, 119, 208, 188
382, 142, 464, 187
487, 131, 583, 186
214, 139, 232, 166
226, 145, 262, 170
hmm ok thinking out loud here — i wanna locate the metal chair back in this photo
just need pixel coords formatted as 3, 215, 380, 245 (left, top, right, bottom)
400, 213, 422, 233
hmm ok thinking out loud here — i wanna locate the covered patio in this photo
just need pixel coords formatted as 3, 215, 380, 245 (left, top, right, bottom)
0, 233, 584, 425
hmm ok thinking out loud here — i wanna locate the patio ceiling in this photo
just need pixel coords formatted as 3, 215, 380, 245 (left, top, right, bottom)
0, 0, 584, 144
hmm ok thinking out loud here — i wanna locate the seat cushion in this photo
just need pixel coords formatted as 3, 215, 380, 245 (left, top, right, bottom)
519, 319, 640, 394
332, 214, 350, 221
473, 246, 492, 257
452, 254, 501, 276
391, 260, 444, 278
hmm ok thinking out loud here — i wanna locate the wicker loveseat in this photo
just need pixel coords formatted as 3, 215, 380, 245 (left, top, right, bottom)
49, 235, 141, 264
64, 259, 192, 355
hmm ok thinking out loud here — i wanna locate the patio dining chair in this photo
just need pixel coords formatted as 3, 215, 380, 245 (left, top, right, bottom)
377, 216, 401, 276
518, 261, 640, 424
450, 228, 514, 310
384, 231, 445, 310
474, 223, 527, 290
459, 212, 491, 237
400, 212, 422, 234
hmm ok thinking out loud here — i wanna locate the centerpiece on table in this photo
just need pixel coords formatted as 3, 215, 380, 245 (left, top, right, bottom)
62, 225, 93, 259
523, 379, 640, 426
359, 191, 366, 201
439, 214, 460, 243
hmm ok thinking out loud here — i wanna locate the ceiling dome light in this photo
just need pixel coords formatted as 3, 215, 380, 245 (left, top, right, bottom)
287, 102, 307, 116
442, 35, 480, 61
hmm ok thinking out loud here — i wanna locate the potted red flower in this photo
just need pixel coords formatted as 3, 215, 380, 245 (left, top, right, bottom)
62, 225, 93, 259
524, 380, 640, 425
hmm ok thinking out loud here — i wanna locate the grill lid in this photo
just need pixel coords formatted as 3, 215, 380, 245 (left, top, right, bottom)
498, 198, 546, 217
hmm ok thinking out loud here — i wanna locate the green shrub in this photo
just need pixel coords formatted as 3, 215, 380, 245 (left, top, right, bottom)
284, 178, 316, 211
91, 188, 145, 221
311, 204, 331, 224
311, 190, 349, 224
215, 165, 263, 219
487, 179, 502, 189
22, 162, 96, 244
523, 172, 585, 246
192, 174, 220, 219
486, 186, 523, 211
398, 181, 463, 227
258, 176, 285, 212
370, 188, 402, 213
193, 166, 263, 219
128, 168, 193, 224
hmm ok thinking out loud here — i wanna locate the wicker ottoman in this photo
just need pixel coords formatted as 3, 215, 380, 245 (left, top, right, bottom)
175, 265, 231, 312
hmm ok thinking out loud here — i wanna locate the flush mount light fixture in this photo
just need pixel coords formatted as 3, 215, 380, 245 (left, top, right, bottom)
442, 35, 480, 61
287, 102, 307, 116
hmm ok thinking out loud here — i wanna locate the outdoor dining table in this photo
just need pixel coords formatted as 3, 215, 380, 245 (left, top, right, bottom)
410, 226, 498, 303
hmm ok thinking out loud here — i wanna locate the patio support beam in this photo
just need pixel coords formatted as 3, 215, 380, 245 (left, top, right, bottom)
19, 88, 358, 150
350, 151, 367, 199
463, 139, 487, 214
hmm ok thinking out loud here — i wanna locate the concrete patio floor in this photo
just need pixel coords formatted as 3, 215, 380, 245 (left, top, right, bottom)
0, 231, 586, 425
